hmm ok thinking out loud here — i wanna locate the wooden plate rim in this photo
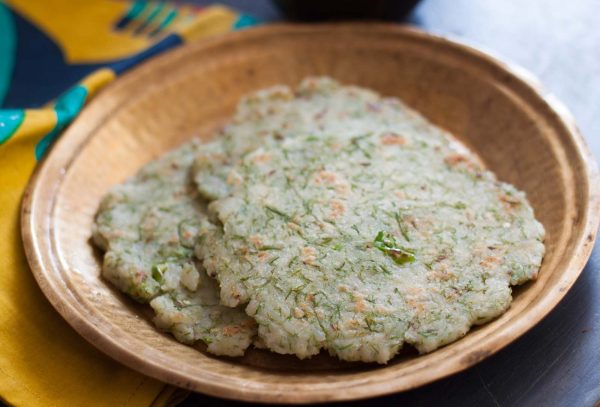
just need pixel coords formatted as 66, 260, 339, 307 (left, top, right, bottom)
21, 23, 600, 403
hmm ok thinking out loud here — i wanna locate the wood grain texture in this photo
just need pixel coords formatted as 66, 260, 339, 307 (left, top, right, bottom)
20, 24, 600, 403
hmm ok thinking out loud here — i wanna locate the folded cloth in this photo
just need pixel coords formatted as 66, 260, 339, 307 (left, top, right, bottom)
0, 1, 256, 405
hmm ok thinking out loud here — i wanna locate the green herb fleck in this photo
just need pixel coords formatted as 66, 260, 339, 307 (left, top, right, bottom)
394, 211, 411, 241
335, 343, 353, 351
350, 134, 373, 158
151, 263, 168, 282
379, 264, 392, 275
373, 231, 415, 265
258, 245, 282, 251
418, 329, 437, 338
332, 242, 344, 251
265, 205, 291, 220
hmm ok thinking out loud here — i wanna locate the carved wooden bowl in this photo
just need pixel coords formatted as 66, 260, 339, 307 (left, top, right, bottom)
22, 24, 599, 403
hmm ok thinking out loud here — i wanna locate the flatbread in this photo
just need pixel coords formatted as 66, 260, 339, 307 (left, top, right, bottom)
195, 79, 545, 363
92, 141, 256, 356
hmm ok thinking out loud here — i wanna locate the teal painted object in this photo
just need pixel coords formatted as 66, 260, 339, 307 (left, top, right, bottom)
140, 2, 166, 28
35, 86, 88, 160
125, 0, 147, 20
0, 3, 16, 106
0, 109, 24, 144
234, 14, 259, 29
153, 8, 178, 34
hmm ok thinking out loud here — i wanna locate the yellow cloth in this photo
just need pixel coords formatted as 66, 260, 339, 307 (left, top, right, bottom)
0, 128, 170, 406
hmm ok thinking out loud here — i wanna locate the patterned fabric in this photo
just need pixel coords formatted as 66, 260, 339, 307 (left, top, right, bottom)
0, 1, 256, 406
0, 0, 255, 156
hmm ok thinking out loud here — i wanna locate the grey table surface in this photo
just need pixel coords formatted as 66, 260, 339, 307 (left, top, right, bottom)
182, 1, 600, 405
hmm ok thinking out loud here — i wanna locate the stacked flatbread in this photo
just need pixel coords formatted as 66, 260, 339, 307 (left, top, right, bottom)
93, 78, 545, 363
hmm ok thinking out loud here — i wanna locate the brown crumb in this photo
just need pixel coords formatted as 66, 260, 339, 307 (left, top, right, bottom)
380, 132, 406, 145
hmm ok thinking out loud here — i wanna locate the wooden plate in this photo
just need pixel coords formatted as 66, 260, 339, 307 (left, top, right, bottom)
21, 24, 600, 403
